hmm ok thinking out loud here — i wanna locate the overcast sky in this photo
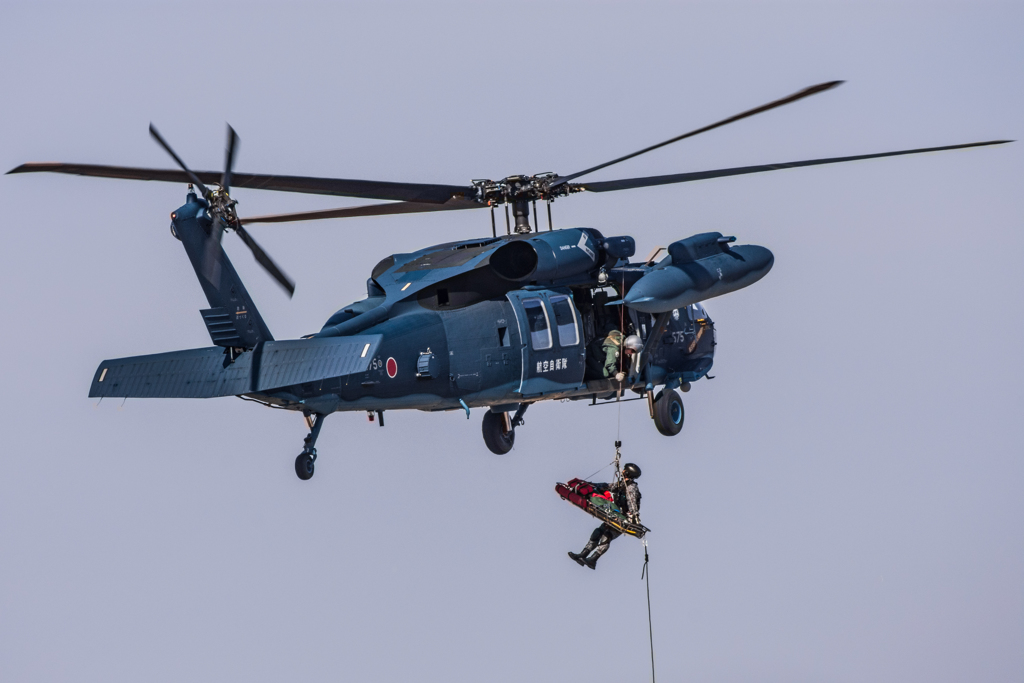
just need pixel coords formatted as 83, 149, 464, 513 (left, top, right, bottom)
1, 2, 1021, 682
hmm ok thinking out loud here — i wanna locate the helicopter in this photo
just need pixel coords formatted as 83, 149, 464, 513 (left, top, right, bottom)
8, 81, 1008, 480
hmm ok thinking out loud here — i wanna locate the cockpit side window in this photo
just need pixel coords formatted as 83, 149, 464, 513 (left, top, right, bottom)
522, 299, 552, 350
549, 295, 579, 347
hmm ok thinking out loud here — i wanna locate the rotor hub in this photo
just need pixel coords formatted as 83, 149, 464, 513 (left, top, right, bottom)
471, 172, 575, 208
208, 188, 239, 227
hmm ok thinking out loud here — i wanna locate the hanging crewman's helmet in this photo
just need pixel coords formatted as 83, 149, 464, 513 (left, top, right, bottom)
622, 462, 642, 479
623, 334, 643, 353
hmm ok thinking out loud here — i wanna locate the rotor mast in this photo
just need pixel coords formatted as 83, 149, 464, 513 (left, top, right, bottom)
512, 200, 531, 233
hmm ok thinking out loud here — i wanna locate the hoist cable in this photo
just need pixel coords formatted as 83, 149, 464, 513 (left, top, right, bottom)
616, 269, 627, 442
616, 388, 622, 440
601, 272, 654, 681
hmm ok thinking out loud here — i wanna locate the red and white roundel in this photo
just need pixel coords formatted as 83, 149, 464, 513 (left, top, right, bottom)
386, 357, 398, 378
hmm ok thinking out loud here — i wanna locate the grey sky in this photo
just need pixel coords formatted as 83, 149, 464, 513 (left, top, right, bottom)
1, 2, 1021, 681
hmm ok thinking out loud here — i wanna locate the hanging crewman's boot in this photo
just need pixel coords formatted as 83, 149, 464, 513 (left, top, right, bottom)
568, 541, 595, 567
584, 543, 609, 570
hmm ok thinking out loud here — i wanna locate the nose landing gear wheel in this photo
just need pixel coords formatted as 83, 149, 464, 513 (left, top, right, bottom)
482, 410, 515, 455
653, 388, 685, 437
295, 451, 315, 480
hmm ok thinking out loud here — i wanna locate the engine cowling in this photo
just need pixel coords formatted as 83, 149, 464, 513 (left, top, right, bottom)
488, 229, 634, 283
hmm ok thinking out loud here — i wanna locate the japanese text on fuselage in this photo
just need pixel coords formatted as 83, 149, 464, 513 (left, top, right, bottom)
536, 358, 568, 373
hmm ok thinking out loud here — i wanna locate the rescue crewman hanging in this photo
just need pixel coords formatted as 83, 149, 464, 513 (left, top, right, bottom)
567, 462, 642, 569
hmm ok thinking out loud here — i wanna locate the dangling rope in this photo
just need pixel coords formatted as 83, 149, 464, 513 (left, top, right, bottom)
641, 538, 656, 683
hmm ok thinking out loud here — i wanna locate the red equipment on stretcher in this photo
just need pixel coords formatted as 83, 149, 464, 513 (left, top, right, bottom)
555, 478, 650, 539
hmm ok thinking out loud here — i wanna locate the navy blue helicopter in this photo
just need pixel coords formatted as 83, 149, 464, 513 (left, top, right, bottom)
8, 81, 1008, 479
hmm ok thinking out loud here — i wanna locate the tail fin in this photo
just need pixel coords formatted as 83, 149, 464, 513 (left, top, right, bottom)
171, 191, 273, 348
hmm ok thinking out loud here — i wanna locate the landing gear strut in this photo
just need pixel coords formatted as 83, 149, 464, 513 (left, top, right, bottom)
295, 412, 326, 480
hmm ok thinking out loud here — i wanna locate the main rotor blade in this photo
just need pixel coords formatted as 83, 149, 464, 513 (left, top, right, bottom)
232, 224, 296, 297
553, 80, 844, 187
222, 124, 238, 194
574, 140, 1013, 193
239, 197, 483, 225
148, 124, 210, 198
6, 162, 472, 204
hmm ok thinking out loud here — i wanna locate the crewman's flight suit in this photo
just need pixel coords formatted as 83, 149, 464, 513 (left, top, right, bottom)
574, 478, 641, 569
586, 329, 624, 379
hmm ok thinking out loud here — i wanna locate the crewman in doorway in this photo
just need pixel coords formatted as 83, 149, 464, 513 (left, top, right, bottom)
568, 463, 642, 569
586, 325, 623, 379
618, 334, 643, 382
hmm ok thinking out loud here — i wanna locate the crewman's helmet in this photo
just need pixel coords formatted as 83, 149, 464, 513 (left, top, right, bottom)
623, 335, 643, 353
622, 463, 641, 479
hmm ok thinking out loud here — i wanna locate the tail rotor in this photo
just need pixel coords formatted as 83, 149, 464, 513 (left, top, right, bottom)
149, 123, 295, 297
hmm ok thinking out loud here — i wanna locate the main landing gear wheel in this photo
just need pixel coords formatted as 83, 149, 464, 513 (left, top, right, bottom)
295, 452, 315, 480
482, 410, 515, 455
653, 388, 685, 437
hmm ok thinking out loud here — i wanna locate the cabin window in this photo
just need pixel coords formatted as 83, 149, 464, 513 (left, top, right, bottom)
497, 326, 510, 347
437, 288, 450, 307
522, 298, 552, 350
549, 295, 579, 347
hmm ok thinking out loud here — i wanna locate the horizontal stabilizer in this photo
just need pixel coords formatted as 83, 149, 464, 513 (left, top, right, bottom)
90, 335, 382, 399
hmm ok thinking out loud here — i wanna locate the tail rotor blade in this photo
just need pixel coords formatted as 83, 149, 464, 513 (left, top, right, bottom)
222, 125, 238, 194
233, 224, 296, 297
149, 124, 210, 198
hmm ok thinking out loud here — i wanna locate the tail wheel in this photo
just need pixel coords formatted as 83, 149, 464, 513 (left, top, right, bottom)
653, 389, 685, 436
482, 411, 515, 454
